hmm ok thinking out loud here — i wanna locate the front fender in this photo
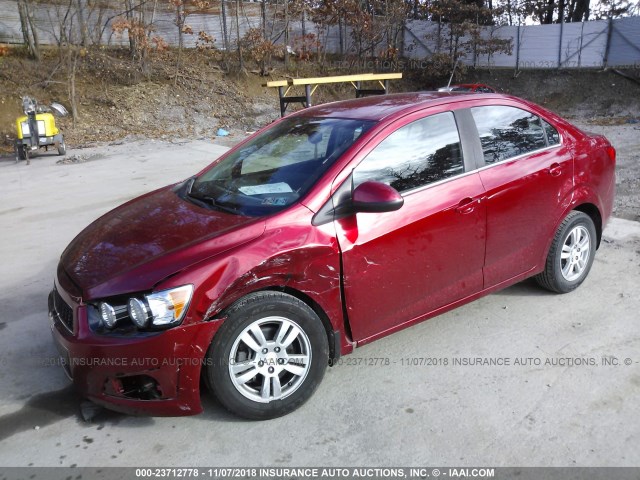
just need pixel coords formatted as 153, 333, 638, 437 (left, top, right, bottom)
159, 205, 353, 356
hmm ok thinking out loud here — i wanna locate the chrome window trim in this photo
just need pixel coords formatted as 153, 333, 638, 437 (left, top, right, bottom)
401, 167, 479, 197
475, 139, 563, 174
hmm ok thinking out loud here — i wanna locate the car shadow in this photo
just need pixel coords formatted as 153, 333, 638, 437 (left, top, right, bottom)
492, 277, 556, 297
0, 385, 157, 444
198, 390, 252, 423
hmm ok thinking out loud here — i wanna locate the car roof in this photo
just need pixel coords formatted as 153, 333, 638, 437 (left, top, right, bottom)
294, 91, 507, 122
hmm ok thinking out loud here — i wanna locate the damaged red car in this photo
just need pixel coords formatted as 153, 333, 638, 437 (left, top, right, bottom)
49, 92, 616, 419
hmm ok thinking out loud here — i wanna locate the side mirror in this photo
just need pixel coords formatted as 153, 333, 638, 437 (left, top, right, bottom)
352, 181, 404, 213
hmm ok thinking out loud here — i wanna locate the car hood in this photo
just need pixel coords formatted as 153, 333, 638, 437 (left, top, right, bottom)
60, 186, 265, 300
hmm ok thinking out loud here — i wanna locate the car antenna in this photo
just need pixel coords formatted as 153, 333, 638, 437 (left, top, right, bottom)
447, 59, 459, 89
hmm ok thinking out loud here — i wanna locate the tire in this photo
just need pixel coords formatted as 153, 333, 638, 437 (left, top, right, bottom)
15, 144, 26, 162
57, 137, 66, 155
204, 291, 329, 420
535, 211, 597, 294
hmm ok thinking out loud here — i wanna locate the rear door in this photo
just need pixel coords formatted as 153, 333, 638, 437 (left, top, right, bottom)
470, 104, 573, 287
335, 110, 486, 343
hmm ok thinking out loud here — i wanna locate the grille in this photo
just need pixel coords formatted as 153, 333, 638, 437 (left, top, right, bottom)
53, 289, 74, 333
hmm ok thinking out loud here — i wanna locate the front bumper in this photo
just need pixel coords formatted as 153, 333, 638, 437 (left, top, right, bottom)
48, 282, 221, 416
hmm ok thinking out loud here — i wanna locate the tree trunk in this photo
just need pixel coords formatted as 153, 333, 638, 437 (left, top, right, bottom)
175, 1, 184, 86
17, 0, 31, 49
17, 0, 41, 60
544, 0, 555, 23
76, 0, 89, 45
571, 0, 589, 21
338, 17, 344, 56
124, 0, 137, 57
221, 0, 229, 50
284, 0, 289, 69
261, 0, 266, 38
235, 0, 243, 69
69, 50, 79, 125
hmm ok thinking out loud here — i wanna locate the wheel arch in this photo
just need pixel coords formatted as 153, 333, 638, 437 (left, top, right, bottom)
215, 285, 343, 362
572, 203, 603, 249
538, 199, 604, 274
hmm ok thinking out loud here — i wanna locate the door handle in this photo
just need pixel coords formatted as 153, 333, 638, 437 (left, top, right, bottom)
456, 197, 480, 214
548, 163, 562, 177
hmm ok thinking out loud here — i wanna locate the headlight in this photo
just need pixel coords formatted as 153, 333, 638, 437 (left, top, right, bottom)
99, 302, 117, 328
128, 298, 150, 328
146, 285, 193, 327
96, 285, 194, 331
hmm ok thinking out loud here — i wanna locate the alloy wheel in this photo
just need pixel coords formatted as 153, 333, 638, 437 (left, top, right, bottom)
560, 225, 591, 281
228, 316, 312, 403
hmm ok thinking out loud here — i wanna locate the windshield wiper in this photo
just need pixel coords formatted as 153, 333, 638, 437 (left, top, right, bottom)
186, 185, 242, 215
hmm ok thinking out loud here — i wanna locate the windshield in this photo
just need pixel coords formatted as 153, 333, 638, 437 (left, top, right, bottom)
189, 116, 375, 216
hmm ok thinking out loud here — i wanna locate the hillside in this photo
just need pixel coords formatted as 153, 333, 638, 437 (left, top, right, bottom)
1, 47, 639, 153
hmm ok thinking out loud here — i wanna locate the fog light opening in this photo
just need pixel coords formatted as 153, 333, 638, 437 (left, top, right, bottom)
119, 375, 163, 400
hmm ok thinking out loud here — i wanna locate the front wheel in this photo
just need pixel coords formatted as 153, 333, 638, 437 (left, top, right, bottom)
535, 211, 597, 293
204, 291, 329, 420
15, 143, 26, 162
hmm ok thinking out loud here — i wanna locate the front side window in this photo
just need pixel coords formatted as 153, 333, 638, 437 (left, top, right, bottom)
471, 106, 547, 164
190, 116, 374, 216
353, 111, 464, 193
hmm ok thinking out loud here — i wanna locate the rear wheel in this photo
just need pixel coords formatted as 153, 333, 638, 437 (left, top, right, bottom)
204, 291, 329, 420
57, 136, 66, 155
535, 211, 597, 293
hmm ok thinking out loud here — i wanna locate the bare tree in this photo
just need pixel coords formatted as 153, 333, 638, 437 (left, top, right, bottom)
17, 0, 41, 60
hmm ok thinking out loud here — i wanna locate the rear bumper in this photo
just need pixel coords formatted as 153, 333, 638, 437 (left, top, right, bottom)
48, 285, 221, 416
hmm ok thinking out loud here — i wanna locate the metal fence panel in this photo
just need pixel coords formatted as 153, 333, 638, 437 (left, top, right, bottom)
608, 16, 640, 67
0, 0, 638, 70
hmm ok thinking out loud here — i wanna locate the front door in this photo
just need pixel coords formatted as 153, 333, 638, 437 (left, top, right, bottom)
335, 111, 486, 343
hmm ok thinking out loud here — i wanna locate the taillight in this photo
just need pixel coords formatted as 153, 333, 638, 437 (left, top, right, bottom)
606, 145, 616, 163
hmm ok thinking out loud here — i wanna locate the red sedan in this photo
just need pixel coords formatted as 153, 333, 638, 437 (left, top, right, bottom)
49, 92, 616, 419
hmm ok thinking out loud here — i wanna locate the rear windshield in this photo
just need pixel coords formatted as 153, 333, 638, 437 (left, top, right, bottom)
190, 116, 375, 216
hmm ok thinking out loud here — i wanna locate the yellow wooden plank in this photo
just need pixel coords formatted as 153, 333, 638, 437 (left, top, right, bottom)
263, 79, 289, 87
289, 73, 401, 86
264, 72, 402, 88
368, 72, 403, 80
291, 73, 374, 85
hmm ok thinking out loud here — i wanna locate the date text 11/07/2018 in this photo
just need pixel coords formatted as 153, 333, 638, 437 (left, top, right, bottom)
134, 468, 496, 478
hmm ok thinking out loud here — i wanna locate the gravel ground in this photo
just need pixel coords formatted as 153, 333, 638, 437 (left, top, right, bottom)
573, 123, 640, 222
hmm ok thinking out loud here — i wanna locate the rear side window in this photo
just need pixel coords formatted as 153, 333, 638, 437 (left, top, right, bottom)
541, 119, 561, 145
471, 106, 547, 164
353, 111, 464, 193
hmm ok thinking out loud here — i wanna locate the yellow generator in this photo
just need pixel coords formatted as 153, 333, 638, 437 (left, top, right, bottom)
15, 97, 67, 164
